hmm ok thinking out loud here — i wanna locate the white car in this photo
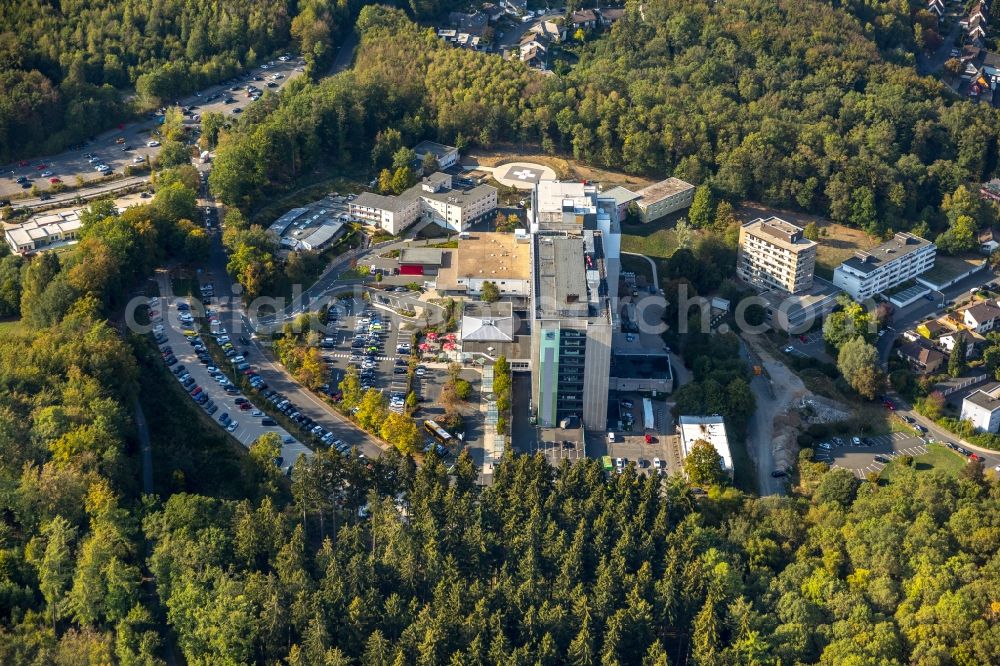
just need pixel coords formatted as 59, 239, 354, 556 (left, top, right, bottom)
653, 457, 663, 470
852, 436, 861, 446
615, 457, 624, 468
818, 442, 831, 450
147, 140, 160, 147
132, 156, 144, 164
251, 410, 264, 417
783, 346, 794, 353
227, 421, 238, 432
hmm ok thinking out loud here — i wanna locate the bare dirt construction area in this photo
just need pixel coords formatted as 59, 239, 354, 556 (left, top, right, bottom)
462, 144, 655, 189
736, 202, 878, 280
743, 334, 850, 489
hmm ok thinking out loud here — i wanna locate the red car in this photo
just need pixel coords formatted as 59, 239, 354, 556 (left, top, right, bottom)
18, 160, 29, 167
35, 164, 46, 170
238, 402, 252, 410
883, 400, 895, 411
49, 177, 61, 184
799, 335, 808, 343
970, 453, 981, 462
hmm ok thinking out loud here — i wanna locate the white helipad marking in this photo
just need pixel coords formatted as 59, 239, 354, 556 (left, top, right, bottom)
512, 168, 535, 180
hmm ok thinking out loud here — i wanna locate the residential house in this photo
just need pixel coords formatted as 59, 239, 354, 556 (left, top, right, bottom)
939, 329, 984, 357
962, 300, 1000, 333
896, 340, 946, 375
571, 9, 598, 31
979, 228, 999, 254
519, 33, 550, 69
599, 7, 626, 24
927, 0, 944, 16
916, 319, 950, 340
481, 2, 505, 21
963, 1, 990, 44
531, 19, 564, 43
448, 11, 488, 33
504, 0, 528, 16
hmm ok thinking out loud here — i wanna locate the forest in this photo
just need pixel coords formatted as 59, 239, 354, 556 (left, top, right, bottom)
210, 1, 1000, 242
0, 0, 360, 161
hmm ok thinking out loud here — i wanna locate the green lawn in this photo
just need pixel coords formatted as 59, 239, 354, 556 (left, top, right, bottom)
620, 222, 678, 260
879, 443, 966, 483
0, 319, 26, 336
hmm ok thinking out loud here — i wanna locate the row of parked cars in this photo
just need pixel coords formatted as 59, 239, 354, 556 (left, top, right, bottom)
258, 388, 354, 455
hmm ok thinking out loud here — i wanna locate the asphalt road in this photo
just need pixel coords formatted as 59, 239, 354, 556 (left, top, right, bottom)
1, 57, 305, 200
892, 399, 1000, 472
197, 203, 387, 459
153, 272, 312, 464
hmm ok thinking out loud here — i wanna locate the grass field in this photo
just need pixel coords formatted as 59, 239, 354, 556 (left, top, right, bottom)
0, 319, 26, 336
879, 442, 966, 482
620, 222, 679, 260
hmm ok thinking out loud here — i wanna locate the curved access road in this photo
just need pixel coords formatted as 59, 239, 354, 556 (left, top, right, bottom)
621, 251, 659, 290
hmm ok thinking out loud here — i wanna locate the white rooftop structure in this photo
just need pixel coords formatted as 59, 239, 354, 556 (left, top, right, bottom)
268, 208, 308, 237
299, 220, 345, 251
678, 415, 733, 473
5, 210, 84, 254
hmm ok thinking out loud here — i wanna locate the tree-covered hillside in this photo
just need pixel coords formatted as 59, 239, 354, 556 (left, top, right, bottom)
212, 2, 999, 239
0, 0, 357, 162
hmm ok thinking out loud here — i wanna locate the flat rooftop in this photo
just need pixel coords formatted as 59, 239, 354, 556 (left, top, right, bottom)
536, 180, 588, 214
742, 216, 816, 251
842, 232, 932, 274
448, 232, 531, 281
601, 186, 642, 208
535, 236, 589, 317
634, 177, 694, 205
965, 382, 1000, 412
398, 247, 445, 266
678, 415, 733, 472
413, 140, 457, 158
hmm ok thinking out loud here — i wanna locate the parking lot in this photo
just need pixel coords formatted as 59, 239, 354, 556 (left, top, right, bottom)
781, 330, 833, 363
1, 57, 304, 198
814, 432, 930, 478
523, 428, 586, 466
149, 286, 312, 469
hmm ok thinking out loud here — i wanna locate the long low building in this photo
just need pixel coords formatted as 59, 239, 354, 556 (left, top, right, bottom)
833, 232, 936, 301
5, 211, 84, 254
350, 172, 496, 235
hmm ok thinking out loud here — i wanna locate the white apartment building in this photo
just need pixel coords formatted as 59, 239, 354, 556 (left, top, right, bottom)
833, 232, 935, 301
961, 383, 1000, 432
349, 192, 420, 235
737, 217, 817, 294
350, 173, 497, 236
